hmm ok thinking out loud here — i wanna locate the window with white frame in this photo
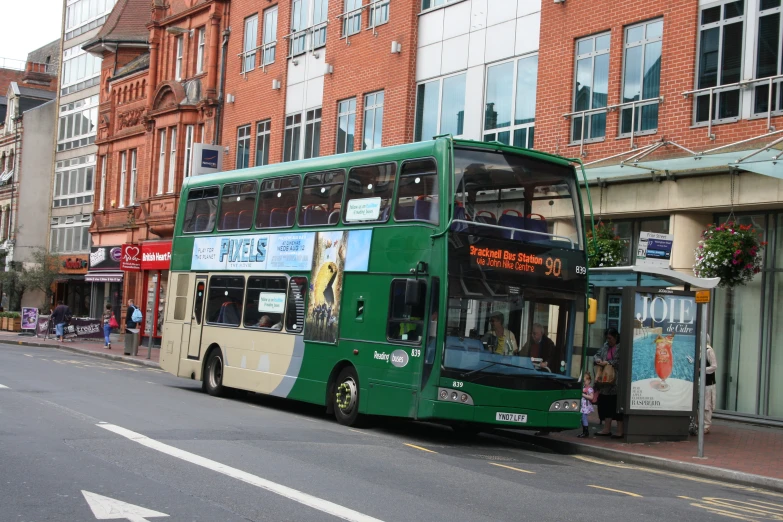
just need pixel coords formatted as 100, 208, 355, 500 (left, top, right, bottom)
196, 28, 206, 74
483, 54, 538, 148
283, 114, 302, 162
290, 0, 329, 56
695, 0, 745, 123
363, 91, 384, 150
65, 0, 116, 40
620, 19, 663, 136
304, 108, 321, 159
61, 47, 102, 95
343, 0, 362, 37
129, 149, 137, 205
421, 0, 458, 10
157, 128, 167, 195
118, 151, 127, 208
263, 6, 279, 65
572, 33, 610, 142
57, 95, 99, 152
50, 215, 92, 253
291, 0, 309, 56
415, 72, 466, 141
175, 36, 184, 81
237, 124, 251, 169
255, 120, 271, 166
754, 0, 783, 115
243, 14, 258, 72
312, 0, 328, 48
184, 125, 195, 177
98, 155, 106, 211
369, 0, 390, 29
168, 127, 177, 193
336, 98, 356, 154
53, 154, 95, 208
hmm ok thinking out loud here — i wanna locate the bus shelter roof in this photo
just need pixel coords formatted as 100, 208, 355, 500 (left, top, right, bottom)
588, 265, 720, 289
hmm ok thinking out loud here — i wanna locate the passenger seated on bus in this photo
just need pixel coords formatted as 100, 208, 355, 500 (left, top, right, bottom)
518, 323, 558, 372
257, 314, 282, 330
217, 301, 241, 326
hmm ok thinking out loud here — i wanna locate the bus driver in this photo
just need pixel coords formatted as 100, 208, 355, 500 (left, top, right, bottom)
481, 311, 518, 355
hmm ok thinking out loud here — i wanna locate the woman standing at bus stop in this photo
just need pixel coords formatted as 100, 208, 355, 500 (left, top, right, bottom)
594, 328, 623, 438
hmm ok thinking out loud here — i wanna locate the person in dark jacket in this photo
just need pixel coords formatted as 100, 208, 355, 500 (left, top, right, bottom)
51, 300, 71, 342
126, 299, 139, 329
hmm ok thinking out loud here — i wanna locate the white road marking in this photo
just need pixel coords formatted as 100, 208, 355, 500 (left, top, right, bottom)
0, 384, 8, 389
81, 490, 168, 521
97, 423, 385, 522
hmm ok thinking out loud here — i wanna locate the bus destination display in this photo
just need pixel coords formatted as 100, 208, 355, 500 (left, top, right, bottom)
469, 244, 568, 278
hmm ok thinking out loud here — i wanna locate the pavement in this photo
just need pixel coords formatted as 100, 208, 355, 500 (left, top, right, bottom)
1, 331, 782, 499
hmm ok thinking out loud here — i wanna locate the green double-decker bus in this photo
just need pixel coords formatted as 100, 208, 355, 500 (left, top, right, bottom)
160, 137, 590, 431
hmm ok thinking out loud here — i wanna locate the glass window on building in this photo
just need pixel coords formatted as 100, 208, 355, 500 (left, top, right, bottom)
243, 14, 258, 72
414, 73, 466, 142
695, 0, 744, 123
236, 124, 251, 169
304, 108, 322, 159
336, 98, 356, 154
255, 120, 271, 166
283, 114, 302, 162
572, 33, 610, 142
483, 55, 538, 148
343, 0, 362, 36
754, 0, 783, 116
588, 217, 670, 265
363, 91, 384, 150
621, 19, 663, 136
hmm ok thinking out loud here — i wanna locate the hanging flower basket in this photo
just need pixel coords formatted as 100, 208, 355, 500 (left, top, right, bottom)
587, 222, 626, 268
694, 222, 766, 288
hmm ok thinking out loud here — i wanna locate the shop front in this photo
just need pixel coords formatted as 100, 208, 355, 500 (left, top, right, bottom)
141, 241, 171, 346
86, 245, 124, 322
56, 255, 90, 316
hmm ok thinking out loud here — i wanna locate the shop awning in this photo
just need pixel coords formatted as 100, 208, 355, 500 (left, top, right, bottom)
589, 265, 720, 289
85, 271, 124, 283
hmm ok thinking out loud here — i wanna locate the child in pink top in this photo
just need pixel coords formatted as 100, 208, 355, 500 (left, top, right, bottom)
578, 373, 594, 438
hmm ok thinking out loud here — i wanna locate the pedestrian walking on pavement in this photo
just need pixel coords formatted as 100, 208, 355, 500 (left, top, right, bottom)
578, 373, 595, 438
0, 292, 7, 311
594, 328, 624, 438
51, 300, 71, 342
704, 334, 718, 433
126, 299, 139, 330
102, 304, 113, 349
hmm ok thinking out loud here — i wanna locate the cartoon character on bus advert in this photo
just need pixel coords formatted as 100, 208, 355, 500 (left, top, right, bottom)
305, 232, 346, 343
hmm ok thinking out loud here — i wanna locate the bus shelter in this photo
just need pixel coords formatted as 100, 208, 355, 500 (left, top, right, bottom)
587, 265, 719, 443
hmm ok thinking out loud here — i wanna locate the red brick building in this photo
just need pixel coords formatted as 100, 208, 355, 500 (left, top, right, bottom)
221, 0, 419, 169
535, 0, 783, 421
85, 0, 224, 339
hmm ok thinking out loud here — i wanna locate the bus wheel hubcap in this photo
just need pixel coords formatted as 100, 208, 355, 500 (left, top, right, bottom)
336, 378, 357, 414
210, 357, 222, 388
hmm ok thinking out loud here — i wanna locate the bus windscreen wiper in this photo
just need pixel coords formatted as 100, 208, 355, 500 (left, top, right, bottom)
461, 359, 530, 379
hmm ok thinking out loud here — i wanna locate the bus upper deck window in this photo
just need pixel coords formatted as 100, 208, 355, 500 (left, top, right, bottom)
395, 159, 438, 224
344, 163, 396, 224
257, 176, 300, 229
299, 170, 345, 227
218, 181, 257, 231
183, 187, 219, 233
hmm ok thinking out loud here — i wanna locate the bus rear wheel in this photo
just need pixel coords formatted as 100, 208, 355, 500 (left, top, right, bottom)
204, 350, 225, 397
333, 367, 361, 426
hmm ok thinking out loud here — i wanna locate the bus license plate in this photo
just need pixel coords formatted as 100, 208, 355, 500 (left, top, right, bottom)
496, 412, 527, 423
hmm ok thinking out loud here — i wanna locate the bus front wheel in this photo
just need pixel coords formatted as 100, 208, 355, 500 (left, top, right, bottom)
204, 350, 225, 397
333, 367, 361, 426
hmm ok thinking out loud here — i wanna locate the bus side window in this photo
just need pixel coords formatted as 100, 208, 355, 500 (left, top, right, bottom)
387, 279, 427, 343
183, 187, 219, 233
286, 277, 307, 333
395, 159, 438, 224
257, 176, 300, 229
206, 275, 245, 326
218, 181, 257, 231
299, 170, 345, 226
343, 163, 396, 224
243, 276, 287, 330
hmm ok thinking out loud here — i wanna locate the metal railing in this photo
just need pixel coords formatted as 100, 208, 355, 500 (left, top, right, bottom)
338, 0, 390, 40
0, 57, 26, 70
237, 41, 277, 75
683, 73, 783, 139
563, 96, 665, 157
284, 22, 328, 59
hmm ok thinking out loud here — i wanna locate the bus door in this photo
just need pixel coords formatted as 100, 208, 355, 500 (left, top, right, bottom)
187, 276, 207, 359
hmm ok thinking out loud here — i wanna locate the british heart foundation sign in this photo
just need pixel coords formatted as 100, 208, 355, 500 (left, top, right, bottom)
121, 244, 141, 271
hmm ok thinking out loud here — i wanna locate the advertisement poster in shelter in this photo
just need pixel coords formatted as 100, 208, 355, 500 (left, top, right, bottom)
305, 231, 346, 343
629, 291, 697, 413
22, 308, 38, 330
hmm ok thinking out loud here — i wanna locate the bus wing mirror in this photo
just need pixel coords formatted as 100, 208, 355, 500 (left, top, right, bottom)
587, 298, 597, 324
405, 279, 421, 306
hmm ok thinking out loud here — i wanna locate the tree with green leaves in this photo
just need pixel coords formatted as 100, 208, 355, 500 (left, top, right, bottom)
19, 248, 62, 311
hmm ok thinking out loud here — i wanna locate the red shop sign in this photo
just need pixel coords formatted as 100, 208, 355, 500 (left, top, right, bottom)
120, 244, 142, 272
141, 241, 172, 270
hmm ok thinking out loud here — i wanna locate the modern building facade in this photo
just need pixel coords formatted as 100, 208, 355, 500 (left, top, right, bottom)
51, 0, 118, 317
535, 0, 783, 423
